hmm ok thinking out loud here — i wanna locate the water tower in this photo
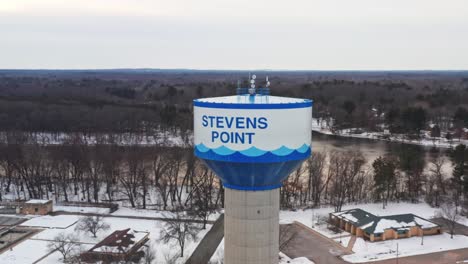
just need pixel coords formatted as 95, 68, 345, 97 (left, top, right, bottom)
194, 75, 312, 264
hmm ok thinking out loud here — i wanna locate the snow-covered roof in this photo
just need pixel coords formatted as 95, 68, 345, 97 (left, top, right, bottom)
332, 209, 440, 235
364, 214, 439, 234
331, 208, 377, 227
89, 229, 149, 254
25, 199, 51, 204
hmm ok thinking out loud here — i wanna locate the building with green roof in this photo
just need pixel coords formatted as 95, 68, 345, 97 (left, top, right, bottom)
329, 208, 441, 242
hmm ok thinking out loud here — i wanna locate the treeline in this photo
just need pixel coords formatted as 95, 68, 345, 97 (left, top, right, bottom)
280, 144, 468, 213
1, 135, 467, 214
0, 141, 222, 225
1, 71, 468, 136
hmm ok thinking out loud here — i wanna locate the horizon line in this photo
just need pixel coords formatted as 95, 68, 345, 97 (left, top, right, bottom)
1, 68, 468, 72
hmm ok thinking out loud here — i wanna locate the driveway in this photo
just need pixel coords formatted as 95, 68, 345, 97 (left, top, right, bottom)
430, 217, 468, 236
280, 222, 350, 264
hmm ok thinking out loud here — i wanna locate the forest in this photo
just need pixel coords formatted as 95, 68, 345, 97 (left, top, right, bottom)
0, 70, 468, 217
1, 70, 468, 136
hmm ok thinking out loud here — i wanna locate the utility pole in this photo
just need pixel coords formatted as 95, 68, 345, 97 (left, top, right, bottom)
312, 209, 315, 228
421, 230, 424, 245
396, 243, 399, 264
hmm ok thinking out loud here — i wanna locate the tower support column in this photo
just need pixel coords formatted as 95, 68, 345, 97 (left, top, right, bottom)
224, 188, 279, 264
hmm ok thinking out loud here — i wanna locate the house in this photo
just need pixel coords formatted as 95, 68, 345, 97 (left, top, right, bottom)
19, 199, 53, 215
329, 208, 441, 242
80, 228, 149, 263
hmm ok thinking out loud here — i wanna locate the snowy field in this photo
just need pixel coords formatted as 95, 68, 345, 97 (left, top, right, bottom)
3, 213, 211, 263
1, 201, 467, 263
343, 233, 468, 263
0, 240, 51, 264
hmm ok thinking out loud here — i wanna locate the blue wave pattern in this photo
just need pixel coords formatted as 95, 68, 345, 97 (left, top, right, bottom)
195, 143, 311, 163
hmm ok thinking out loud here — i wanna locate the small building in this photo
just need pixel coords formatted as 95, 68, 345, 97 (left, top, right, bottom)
19, 199, 53, 215
329, 208, 441, 242
463, 128, 468, 140
81, 228, 149, 263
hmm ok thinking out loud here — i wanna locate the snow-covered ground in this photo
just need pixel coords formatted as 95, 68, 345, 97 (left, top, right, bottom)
54, 205, 110, 214
0, 130, 188, 147
281, 201, 468, 263
2, 202, 468, 263
111, 207, 221, 221
209, 240, 316, 264
343, 233, 468, 263
280, 202, 442, 227
6, 212, 211, 263
0, 240, 51, 264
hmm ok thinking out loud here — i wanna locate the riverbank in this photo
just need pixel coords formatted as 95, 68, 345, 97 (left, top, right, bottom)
312, 119, 467, 149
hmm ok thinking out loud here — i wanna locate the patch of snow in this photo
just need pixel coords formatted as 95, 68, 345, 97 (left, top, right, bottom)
359, 221, 374, 229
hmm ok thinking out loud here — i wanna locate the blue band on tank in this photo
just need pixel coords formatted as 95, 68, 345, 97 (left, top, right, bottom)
193, 100, 313, 109
198, 158, 308, 189
223, 183, 282, 191
195, 147, 311, 163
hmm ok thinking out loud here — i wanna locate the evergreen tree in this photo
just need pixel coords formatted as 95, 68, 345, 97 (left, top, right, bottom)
373, 156, 397, 209
450, 144, 468, 201
397, 145, 425, 202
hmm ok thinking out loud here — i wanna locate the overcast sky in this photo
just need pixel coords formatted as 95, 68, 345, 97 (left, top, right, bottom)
1, 0, 468, 70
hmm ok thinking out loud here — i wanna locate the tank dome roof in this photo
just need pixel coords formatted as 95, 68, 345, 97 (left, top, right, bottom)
194, 95, 312, 109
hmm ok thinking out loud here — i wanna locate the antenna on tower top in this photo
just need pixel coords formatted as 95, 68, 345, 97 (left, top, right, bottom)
249, 74, 256, 96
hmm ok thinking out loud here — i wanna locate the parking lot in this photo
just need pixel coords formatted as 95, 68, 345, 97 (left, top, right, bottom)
280, 222, 351, 264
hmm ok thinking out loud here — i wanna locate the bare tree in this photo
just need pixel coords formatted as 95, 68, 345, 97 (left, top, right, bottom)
75, 215, 110, 238
438, 202, 461, 239
159, 212, 200, 258
47, 232, 82, 262
329, 151, 366, 212
306, 152, 327, 207
120, 146, 145, 208
190, 165, 216, 229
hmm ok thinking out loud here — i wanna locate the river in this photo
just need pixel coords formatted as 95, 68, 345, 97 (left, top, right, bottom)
312, 132, 454, 176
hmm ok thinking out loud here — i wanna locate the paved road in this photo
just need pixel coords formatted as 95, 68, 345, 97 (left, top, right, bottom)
186, 214, 224, 264
369, 248, 468, 264
281, 222, 350, 264
51, 211, 215, 224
